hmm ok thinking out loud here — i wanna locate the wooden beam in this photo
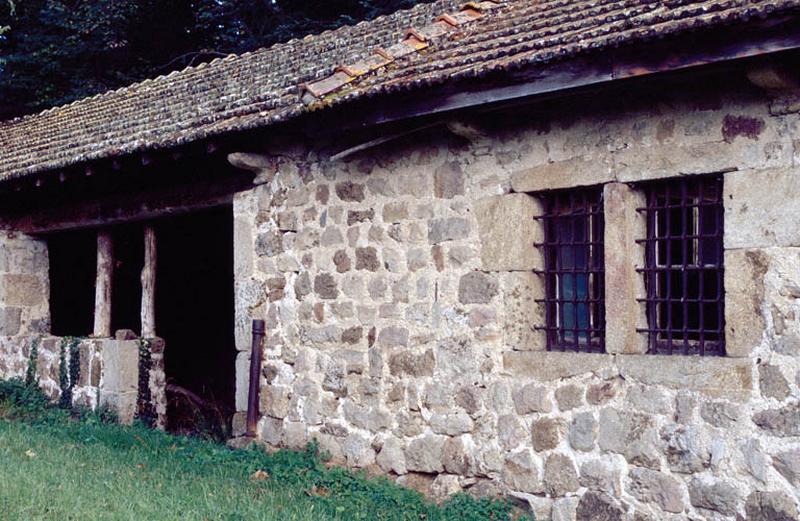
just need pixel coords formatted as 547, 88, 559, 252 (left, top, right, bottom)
329, 122, 441, 161
746, 63, 800, 91
141, 226, 157, 339
5, 175, 251, 234
93, 231, 114, 337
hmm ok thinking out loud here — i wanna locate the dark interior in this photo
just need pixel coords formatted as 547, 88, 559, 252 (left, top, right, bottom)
48, 230, 97, 337
110, 223, 145, 334
155, 206, 236, 435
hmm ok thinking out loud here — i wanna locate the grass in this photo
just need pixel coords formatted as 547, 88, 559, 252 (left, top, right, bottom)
0, 378, 529, 521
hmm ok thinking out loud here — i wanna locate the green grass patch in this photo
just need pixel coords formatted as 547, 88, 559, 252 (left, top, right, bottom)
0, 379, 530, 521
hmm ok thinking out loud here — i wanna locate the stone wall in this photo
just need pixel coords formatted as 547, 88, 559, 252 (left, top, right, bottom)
230, 75, 800, 520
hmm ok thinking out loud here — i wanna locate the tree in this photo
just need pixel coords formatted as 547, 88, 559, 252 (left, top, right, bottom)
0, 0, 432, 118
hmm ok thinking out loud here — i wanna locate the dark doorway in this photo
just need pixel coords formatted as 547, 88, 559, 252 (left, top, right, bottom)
155, 206, 235, 437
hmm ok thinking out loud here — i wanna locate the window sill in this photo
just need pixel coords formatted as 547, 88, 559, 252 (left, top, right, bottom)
504, 350, 754, 401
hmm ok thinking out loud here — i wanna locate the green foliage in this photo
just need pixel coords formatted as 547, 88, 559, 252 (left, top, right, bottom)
440, 492, 525, 520
24, 336, 39, 386
68, 337, 80, 393
57, 337, 80, 408
72, 403, 119, 425
0, 376, 114, 425
57, 337, 69, 408
0, 377, 51, 419
136, 339, 156, 428
0, 376, 530, 521
0, 376, 72, 424
0, 0, 436, 118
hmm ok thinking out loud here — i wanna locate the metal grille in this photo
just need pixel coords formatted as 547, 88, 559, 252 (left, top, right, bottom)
535, 188, 605, 353
636, 176, 725, 356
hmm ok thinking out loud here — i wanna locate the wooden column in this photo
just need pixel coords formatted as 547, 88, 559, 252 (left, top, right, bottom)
93, 231, 114, 337
141, 226, 157, 338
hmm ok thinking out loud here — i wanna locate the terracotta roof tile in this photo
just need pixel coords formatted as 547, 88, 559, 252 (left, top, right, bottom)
0, 0, 798, 180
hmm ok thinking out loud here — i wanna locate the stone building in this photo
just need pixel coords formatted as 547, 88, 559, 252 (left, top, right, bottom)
1, 0, 800, 519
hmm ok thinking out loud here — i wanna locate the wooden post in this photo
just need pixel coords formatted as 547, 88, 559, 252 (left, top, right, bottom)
141, 226, 157, 338
93, 231, 114, 337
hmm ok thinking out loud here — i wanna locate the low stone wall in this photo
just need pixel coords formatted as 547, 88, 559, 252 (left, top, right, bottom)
0, 333, 166, 426
228, 75, 800, 520
0, 335, 103, 409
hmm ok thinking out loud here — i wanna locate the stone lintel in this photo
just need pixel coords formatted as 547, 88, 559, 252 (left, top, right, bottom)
474, 193, 542, 272
617, 354, 753, 401
503, 351, 615, 381
724, 167, 800, 249
614, 140, 790, 184
724, 249, 767, 358
603, 183, 647, 354
615, 143, 736, 183
510, 157, 614, 193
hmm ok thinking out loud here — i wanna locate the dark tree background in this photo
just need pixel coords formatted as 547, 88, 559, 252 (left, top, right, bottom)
0, 0, 429, 119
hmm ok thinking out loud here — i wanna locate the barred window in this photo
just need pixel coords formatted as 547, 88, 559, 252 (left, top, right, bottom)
637, 176, 725, 356
536, 188, 605, 353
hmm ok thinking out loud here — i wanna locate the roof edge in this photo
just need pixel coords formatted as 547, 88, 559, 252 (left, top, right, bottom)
0, 0, 452, 128
308, 11, 800, 133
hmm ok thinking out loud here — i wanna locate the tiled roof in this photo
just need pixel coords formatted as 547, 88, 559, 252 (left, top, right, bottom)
1, 0, 798, 180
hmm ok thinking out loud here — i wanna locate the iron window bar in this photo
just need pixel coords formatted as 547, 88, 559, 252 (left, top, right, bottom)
534, 187, 605, 353
635, 175, 725, 356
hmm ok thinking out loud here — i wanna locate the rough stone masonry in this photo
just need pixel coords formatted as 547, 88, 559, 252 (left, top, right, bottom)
2, 75, 800, 519
225, 74, 800, 520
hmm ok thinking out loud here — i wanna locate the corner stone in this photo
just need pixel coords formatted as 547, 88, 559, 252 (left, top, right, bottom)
474, 194, 541, 271
724, 249, 768, 358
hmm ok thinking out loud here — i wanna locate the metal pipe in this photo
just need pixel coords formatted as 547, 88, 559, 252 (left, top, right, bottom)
245, 319, 266, 438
